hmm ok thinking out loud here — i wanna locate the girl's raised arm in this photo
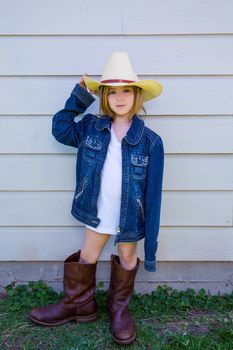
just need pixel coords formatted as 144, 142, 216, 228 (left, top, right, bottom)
51, 75, 95, 148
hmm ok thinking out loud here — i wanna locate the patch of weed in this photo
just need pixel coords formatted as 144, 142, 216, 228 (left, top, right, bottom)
0, 281, 232, 349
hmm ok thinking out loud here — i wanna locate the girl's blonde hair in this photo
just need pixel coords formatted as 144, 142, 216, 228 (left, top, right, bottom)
98, 85, 147, 121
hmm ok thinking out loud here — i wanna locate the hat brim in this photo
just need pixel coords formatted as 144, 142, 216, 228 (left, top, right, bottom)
83, 76, 163, 102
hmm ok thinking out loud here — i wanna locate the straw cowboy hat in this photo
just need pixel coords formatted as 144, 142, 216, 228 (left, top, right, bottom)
84, 51, 163, 102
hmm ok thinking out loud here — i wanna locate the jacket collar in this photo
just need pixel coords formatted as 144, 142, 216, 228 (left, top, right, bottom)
95, 114, 144, 145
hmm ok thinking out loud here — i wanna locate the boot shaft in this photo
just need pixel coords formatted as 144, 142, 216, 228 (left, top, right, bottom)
63, 250, 97, 303
108, 254, 140, 307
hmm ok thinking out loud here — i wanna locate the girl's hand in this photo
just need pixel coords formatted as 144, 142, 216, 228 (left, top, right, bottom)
79, 74, 96, 95
79, 73, 88, 89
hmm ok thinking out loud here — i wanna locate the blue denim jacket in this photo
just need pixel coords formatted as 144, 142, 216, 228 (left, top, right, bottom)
52, 83, 164, 272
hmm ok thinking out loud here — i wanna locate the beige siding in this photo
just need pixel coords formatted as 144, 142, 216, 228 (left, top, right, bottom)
1, 0, 232, 34
0, 0, 233, 265
1, 77, 233, 115
0, 154, 232, 190
0, 227, 233, 262
1, 36, 233, 75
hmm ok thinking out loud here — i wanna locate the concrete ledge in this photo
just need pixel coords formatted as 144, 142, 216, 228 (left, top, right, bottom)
0, 261, 233, 295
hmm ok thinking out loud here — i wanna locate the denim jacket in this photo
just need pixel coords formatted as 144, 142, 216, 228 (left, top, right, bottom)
52, 83, 164, 272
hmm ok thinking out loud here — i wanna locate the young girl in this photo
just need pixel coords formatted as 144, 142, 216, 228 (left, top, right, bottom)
29, 51, 164, 345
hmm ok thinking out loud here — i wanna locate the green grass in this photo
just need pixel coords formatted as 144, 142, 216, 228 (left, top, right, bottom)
0, 280, 233, 349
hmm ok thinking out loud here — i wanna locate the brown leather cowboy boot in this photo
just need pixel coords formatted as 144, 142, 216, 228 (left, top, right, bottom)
107, 254, 140, 345
29, 250, 97, 326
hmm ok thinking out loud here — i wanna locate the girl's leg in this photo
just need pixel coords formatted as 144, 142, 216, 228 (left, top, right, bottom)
80, 227, 111, 263
117, 242, 138, 270
108, 242, 140, 345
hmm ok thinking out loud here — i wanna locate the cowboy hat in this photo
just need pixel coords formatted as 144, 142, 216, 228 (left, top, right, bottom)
83, 51, 163, 102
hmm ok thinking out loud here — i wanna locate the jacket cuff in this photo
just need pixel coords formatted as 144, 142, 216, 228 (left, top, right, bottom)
71, 83, 95, 108
144, 259, 157, 272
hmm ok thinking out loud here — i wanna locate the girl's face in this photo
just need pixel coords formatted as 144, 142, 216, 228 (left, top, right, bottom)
107, 86, 135, 119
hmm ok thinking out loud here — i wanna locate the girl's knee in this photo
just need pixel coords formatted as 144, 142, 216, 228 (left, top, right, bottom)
118, 244, 137, 269
80, 250, 98, 264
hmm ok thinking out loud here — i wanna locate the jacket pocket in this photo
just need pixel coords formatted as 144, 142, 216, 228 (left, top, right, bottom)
130, 154, 149, 179
82, 135, 102, 164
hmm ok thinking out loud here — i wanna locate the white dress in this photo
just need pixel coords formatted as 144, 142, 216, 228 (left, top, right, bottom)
85, 126, 122, 235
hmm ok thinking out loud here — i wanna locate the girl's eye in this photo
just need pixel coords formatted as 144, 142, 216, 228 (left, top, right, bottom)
123, 89, 131, 93
109, 90, 116, 95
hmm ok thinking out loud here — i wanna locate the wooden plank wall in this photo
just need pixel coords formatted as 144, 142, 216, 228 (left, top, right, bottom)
0, 1, 233, 269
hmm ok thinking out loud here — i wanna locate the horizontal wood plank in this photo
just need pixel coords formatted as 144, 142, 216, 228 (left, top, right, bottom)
0, 192, 231, 226
0, 116, 232, 154
1, 35, 233, 75
0, 226, 232, 261
0, 0, 232, 34
1, 77, 233, 115
123, 0, 233, 34
0, 154, 232, 190
0, 0, 122, 35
